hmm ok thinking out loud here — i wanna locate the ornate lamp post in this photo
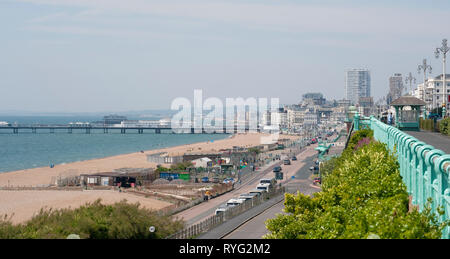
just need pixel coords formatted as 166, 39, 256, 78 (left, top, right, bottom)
435, 39, 449, 118
404, 72, 416, 96
418, 59, 432, 118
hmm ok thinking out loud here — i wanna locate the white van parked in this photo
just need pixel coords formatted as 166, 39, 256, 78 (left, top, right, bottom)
256, 183, 270, 192
249, 189, 265, 196
226, 198, 245, 206
259, 178, 276, 188
239, 193, 258, 201
215, 204, 234, 215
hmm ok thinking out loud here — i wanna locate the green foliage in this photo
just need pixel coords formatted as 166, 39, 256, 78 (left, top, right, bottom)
170, 161, 194, 171
155, 166, 171, 173
0, 200, 184, 239
344, 128, 374, 156
265, 137, 448, 239
247, 147, 261, 154
155, 162, 194, 173
439, 117, 450, 136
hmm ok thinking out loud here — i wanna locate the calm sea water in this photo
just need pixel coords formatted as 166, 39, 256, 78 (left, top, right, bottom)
0, 116, 229, 173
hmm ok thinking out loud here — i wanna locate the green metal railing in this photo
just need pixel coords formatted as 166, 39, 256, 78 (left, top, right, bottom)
354, 115, 450, 238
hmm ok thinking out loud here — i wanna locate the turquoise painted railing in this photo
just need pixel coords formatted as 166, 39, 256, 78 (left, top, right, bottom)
354, 115, 450, 238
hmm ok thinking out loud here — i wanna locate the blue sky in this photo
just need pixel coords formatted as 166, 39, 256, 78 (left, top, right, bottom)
1, 0, 450, 112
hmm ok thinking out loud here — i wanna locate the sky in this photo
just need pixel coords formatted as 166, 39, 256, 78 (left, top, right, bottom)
1, 0, 450, 113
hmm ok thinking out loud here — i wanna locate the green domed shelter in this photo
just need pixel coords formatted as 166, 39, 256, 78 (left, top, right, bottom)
390, 96, 426, 131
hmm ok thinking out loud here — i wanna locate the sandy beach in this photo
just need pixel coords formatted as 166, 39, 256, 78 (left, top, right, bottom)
0, 133, 299, 224
0, 133, 298, 187
0, 190, 173, 224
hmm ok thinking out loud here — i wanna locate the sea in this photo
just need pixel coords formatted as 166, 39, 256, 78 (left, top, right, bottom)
0, 116, 230, 173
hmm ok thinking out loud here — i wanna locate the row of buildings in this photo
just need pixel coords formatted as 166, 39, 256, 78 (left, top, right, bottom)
412, 74, 450, 115
261, 93, 349, 134
384, 73, 450, 117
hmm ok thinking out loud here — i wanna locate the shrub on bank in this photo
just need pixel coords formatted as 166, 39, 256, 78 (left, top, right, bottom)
345, 129, 373, 152
0, 199, 184, 239
264, 130, 448, 239
439, 117, 450, 136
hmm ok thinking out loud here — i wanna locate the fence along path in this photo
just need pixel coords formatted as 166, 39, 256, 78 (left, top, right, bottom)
166, 187, 284, 239
354, 115, 450, 238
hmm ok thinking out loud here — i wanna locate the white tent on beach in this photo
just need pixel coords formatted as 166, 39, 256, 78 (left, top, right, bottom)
191, 157, 212, 168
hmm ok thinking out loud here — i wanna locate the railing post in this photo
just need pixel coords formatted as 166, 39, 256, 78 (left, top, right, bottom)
417, 145, 433, 210
411, 142, 425, 205
443, 189, 450, 239
403, 136, 415, 194
424, 150, 445, 212
354, 114, 360, 131
434, 155, 450, 238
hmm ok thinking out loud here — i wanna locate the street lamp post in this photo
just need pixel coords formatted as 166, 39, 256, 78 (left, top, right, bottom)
404, 72, 416, 96
418, 59, 432, 118
435, 39, 449, 118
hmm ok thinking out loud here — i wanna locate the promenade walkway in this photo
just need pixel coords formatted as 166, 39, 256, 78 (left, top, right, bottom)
404, 131, 450, 154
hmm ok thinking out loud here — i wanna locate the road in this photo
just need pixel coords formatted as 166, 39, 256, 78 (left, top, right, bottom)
173, 143, 319, 226
221, 197, 286, 239
222, 139, 345, 239
221, 153, 321, 239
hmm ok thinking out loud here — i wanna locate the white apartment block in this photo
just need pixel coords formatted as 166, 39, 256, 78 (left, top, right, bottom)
413, 74, 450, 114
345, 69, 371, 105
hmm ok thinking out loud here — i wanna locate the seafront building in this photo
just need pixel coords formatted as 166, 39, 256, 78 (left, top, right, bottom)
302, 93, 326, 106
386, 73, 404, 105
358, 97, 374, 117
413, 74, 450, 113
345, 69, 371, 105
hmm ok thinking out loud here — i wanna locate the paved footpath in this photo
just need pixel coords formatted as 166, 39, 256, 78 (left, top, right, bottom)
404, 131, 450, 154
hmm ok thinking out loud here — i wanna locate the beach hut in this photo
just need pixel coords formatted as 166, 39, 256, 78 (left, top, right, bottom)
80, 173, 137, 188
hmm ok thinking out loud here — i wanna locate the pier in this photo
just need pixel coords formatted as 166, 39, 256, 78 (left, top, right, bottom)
0, 124, 262, 134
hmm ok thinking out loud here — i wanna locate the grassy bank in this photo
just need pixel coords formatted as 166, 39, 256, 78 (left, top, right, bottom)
0, 199, 184, 239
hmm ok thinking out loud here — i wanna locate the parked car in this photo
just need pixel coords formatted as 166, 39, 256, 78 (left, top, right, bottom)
283, 159, 291, 165
223, 178, 235, 184
273, 166, 282, 173
212, 177, 220, 183
201, 177, 209, 183
291, 156, 297, 161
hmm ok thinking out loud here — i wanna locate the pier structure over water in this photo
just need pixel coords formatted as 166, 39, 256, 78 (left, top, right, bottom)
0, 124, 263, 134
